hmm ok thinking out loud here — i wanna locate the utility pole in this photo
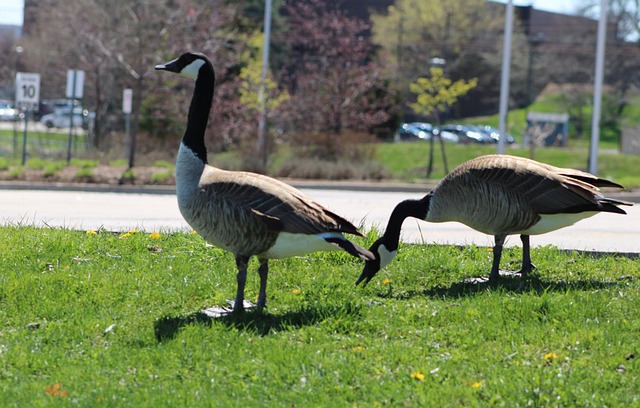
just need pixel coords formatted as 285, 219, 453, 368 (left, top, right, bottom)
256, 0, 273, 173
497, 0, 514, 155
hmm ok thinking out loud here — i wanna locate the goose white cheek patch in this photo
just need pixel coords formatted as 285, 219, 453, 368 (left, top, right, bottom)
378, 244, 397, 270
181, 59, 206, 80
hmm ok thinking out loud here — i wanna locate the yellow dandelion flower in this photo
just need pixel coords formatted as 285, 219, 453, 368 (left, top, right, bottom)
128, 229, 138, 234
410, 371, 425, 381
382, 278, 392, 285
487, 248, 493, 252
119, 232, 132, 239
471, 381, 483, 389
149, 232, 161, 239
45, 383, 68, 397
353, 346, 365, 352
544, 352, 558, 360
292, 288, 302, 294
86, 230, 97, 235
190, 230, 198, 234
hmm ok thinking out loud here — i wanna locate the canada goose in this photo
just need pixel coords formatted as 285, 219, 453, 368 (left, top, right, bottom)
155, 52, 373, 313
356, 154, 632, 286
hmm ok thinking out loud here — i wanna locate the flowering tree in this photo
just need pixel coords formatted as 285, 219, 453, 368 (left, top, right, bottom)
281, 0, 394, 160
409, 67, 477, 176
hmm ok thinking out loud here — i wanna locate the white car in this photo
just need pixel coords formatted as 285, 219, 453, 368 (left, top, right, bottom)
0, 101, 18, 121
40, 107, 90, 129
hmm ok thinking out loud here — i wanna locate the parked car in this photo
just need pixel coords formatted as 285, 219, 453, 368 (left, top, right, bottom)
395, 122, 459, 143
0, 100, 18, 121
479, 125, 515, 144
439, 124, 492, 144
40, 107, 92, 129
395, 122, 436, 142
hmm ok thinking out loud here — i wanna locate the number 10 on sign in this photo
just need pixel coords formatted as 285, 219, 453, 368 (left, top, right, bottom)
15, 72, 41, 107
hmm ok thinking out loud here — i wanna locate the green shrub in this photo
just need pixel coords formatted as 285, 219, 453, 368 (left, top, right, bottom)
26, 158, 47, 170
70, 159, 99, 169
153, 160, 174, 169
150, 170, 173, 184
121, 168, 136, 182
8, 166, 24, 178
0, 157, 10, 171
276, 157, 391, 180
75, 167, 94, 179
109, 159, 128, 166
43, 161, 67, 177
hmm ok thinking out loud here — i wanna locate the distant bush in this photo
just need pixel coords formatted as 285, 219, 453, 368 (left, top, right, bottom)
288, 130, 378, 163
75, 167, 94, 180
44, 162, 68, 177
0, 157, 10, 171
150, 170, 173, 184
70, 159, 99, 169
26, 158, 47, 170
8, 167, 24, 178
276, 157, 390, 180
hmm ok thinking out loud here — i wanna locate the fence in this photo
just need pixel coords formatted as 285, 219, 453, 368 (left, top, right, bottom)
0, 121, 91, 161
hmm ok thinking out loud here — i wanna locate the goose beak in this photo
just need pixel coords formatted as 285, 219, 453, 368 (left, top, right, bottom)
355, 239, 395, 287
154, 57, 179, 72
355, 258, 380, 287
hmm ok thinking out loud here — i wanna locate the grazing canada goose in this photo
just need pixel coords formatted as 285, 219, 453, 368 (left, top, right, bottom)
155, 52, 373, 313
356, 154, 632, 286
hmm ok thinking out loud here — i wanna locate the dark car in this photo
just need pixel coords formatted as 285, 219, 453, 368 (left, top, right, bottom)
394, 122, 436, 142
439, 124, 491, 144
479, 125, 515, 144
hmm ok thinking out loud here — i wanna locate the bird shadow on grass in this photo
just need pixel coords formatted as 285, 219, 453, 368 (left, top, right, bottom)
154, 302, 361, 342
375, 272, 635, 301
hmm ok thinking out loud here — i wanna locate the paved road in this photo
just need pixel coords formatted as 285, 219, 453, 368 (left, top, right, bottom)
0, 188, 638, 253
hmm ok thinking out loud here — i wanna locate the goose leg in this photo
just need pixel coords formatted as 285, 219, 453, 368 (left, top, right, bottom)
518, 235, 536, 277
256, 258, 269, 310
489, 235, 506, 281
233, 255, 250, 312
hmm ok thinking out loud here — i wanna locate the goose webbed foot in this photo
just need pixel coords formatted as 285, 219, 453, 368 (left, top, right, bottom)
201, 299, 255, 318
517, 262, 536, 279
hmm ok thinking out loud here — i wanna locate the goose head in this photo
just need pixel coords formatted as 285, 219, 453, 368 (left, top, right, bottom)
355, 237, 397, 287
155, 52, 209, 80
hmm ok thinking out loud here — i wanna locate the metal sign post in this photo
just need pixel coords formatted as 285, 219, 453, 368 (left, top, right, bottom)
15, 72, 40, 165
122, 88, 134, 168
65, 69, 84, 163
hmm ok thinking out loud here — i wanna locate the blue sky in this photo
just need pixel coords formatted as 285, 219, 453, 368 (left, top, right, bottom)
0, 0, 591, 26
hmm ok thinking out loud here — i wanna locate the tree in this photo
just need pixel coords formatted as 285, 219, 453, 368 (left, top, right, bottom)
280, 0, 394, 160
409, 67, 477, 176
370, 0, 503, 117
22, 0, 246, 156
238, 31, 289, 170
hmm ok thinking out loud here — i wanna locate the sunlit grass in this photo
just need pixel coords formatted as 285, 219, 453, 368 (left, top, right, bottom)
0, 226, 638, 406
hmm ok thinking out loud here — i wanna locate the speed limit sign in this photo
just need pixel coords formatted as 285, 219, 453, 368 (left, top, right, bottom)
15, 72, 41, 107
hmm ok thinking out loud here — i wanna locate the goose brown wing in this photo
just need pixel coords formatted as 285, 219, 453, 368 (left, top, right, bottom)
458, 155, 605, 215
201, 170, 364, 236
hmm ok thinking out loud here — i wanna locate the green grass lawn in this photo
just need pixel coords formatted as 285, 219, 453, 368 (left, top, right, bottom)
375, 141, 640, 188
1, 226, 638, 406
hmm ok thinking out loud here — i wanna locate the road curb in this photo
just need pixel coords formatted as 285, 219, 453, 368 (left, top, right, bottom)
0, 180, 638, 202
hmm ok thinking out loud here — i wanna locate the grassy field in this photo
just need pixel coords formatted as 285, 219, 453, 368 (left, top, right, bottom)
1, 226, 638, 406
374, 141, 640, 188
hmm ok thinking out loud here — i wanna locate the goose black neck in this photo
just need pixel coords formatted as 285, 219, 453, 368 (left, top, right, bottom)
381, 195, 431, 251
184, 62, 215, 164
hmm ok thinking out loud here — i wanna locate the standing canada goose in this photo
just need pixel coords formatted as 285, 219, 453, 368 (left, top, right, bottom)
356, 154, 632, 286
155, 52, 373, 314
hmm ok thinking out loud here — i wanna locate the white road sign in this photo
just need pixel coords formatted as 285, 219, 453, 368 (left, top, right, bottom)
66, 69, 85, 99
122, 88, 133, 114
15, 72, 41, 107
